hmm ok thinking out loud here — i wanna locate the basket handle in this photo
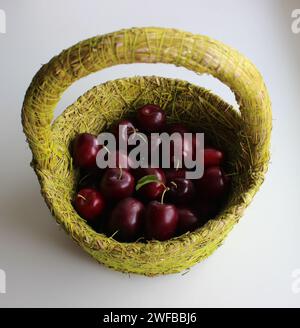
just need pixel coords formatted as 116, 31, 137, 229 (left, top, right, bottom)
22, 27, 271, 171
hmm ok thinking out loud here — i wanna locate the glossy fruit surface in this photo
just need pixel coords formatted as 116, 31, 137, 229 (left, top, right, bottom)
204, 148, 224, 167
73, 133, 101, 168
166, 178, 195, 205
107, 197, 144, 242
71, 111, 231, 243
177, 208, 199, 234
100, 168, 134, 201
196, 166, 228, 199
137, 104, 166, 133
144, 201, 178, 241
74, 188, 105, 221
135, 168, 166, 200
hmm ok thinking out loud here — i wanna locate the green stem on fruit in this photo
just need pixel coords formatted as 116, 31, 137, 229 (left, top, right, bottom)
135, 175, 160, 191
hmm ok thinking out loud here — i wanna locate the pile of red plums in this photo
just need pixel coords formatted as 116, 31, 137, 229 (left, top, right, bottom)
72, 104, 230, 242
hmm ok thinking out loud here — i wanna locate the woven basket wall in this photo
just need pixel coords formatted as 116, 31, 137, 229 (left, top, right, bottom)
22, 27, 272, 276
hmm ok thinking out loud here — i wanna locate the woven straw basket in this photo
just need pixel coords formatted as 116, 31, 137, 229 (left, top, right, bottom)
22, 27, 272, 276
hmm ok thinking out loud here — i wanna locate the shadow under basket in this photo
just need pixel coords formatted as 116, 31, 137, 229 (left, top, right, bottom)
22, 27, 272, 276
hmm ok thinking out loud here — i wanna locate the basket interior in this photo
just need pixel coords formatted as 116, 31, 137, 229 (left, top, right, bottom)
48, 76, 248, 241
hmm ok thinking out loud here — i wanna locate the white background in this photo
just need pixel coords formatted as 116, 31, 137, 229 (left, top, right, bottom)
0, 0, 300, 308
